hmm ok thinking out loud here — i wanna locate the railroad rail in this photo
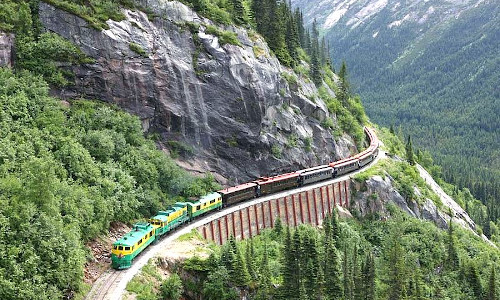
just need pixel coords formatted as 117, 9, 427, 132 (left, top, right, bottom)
86, 128, 381, 300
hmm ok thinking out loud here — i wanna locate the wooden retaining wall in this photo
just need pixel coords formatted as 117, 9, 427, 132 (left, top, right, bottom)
198, 180, 350, 245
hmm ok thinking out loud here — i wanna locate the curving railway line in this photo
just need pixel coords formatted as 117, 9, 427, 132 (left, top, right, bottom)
85, 127, 381, 300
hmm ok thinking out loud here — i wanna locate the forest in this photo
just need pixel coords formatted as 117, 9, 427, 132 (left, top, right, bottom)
127, 208, 500, 300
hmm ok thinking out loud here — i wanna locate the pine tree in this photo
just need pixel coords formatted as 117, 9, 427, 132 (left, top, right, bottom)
274, 217, 283, 238
488, 266, 497, 300
258, 241, 273, 299
331, 208, 341, 244
338, 61, 350, 103
231, 0, 246, 25
324, 238, 343, 300
303, 235, 320, 299
363, 252, 376, 300
295, 9, 305, 48
246, 239, 257, 281
343, 246, 353, 300
353, 246, 363, 300
469, 264, 483, 300
310, 19, 322, 86
388, 231, 406, 300
406, 135, 415, 165
446, 221, 460, 270
281, 227, 296, 299
228, 236, 250, 287
251, 0, 266, 33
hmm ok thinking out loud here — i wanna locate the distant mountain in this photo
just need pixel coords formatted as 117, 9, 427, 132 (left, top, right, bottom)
293, 0, 500, 203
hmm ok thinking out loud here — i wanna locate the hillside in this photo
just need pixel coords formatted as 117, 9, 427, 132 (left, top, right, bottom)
292, 0, 500, 208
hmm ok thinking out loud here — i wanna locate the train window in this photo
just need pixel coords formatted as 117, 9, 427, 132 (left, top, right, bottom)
210, 200, 215, 204
125, 247, 130, 251
113, 245, 118, 250
196, 205, 201, 210
149, 232, 153, 237
118, 246, 123, 250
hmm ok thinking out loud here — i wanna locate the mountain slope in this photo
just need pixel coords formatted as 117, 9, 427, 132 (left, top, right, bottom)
293, 0, 500, 204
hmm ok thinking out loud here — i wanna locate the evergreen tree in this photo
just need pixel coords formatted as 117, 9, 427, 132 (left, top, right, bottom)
338, 61, 350, 103
469, 264, 483, 300
246, 239, 257, 281
258, 241, 273, 299
310, 19, 322, 86
274, 217, 283, 238
406, 135, 415, 165
231, 0, 246, 25
343, 246, 353, 300
251, 0, 266, 33
488, 266, 497, 300
331, 208, 341, 244
324, 239, 343, 300
281, 227, 297, 299
363, 252, 376, 300
353, 246, 363, 300
446, 221, 460, 270
295, 9, 305, 48
292, 229, 303, 294
228, 236, 250, 287
303, 234, 320, 299
388, 231, 406, 300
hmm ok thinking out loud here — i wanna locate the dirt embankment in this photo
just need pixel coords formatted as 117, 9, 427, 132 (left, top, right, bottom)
84, 222, 131, 285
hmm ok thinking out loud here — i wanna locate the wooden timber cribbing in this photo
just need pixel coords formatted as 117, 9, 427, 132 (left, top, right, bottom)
198, 180, 350, 245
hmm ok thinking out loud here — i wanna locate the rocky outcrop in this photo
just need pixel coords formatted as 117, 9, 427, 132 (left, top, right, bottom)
0, 32, 14, 68
38, 1, 355, 185
351, 174, 475, 232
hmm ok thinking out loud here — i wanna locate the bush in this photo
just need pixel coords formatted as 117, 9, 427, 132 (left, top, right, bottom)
160, 274, 183, 300
129, 42, 148, 57
205, 25, 241, 46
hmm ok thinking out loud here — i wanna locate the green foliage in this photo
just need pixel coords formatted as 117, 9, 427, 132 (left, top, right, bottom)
205, 25, 241, 46
126, 260, 160, 300
42, 0, 128, 30
281, 71, 298, 86
16, 32, 93, 86
271, 144, 282, 159
0, 69, 217, 298
129, 42, 148, 57
160, 274, 183, 300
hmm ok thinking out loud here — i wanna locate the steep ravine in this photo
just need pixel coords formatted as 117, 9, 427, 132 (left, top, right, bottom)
38, 0, 356, 185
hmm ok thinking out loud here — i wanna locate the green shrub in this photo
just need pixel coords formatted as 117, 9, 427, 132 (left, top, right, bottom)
205, 25, 241, 46
129, 42, 148, 57
271, 144, 282, 158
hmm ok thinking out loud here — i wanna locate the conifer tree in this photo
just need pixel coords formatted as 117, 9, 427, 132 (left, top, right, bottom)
258, 241, 273, 299
331, 208, 341, 244
251, 0, 266, 33
353, 245, 363, 300
343, 246, 353, 300
274, 217, 283, 238
388, 231, 406, 300
324, 238, 343, 300
363, 252, 376, 300
231, 0, 246, 25
228, 236, 250, 287
446, 221, 460, 270
292, 229, 302, 292
246, 239, 257, 281
469, 264, 483, 300
338, 61, 350, 103
303, 234, 320, 299
281, 227, 296, 299
406, 135, 415, 165
488, 266, 497, 300
295, 9, 305, 48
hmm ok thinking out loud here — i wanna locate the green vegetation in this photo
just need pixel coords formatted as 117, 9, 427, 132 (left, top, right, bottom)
323, 0, 499, 226
167, 208, 500, 300
271, 144, 282, 159
0, 69, 218, 299
126, 260, 163, 300
205, 25, 241, 46
129, 42, 147, 57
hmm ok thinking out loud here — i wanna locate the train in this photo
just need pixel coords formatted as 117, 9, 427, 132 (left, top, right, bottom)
111, 127, 379, 269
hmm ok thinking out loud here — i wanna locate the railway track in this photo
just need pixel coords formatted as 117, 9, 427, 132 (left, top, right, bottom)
85, 148, 384, 300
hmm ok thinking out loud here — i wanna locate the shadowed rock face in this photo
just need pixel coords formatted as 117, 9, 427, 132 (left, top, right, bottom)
39, 1, 356, 185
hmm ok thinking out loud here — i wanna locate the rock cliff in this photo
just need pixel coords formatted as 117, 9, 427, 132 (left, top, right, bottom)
38, 0, 355, 185
350, 160, 484, 238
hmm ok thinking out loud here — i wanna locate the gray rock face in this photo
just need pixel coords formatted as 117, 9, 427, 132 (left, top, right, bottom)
0, 32, 14, 68
38, 1, 355, 185
351, 175, 459, 230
